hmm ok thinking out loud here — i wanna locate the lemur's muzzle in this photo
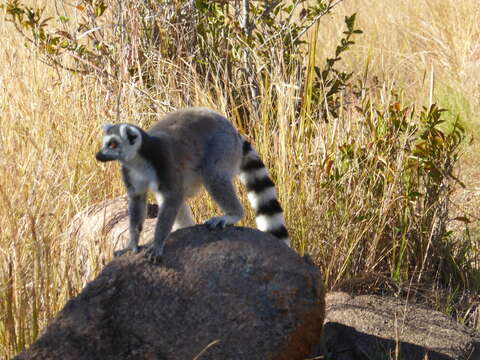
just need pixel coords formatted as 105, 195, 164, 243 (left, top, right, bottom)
95, 151, 115, 162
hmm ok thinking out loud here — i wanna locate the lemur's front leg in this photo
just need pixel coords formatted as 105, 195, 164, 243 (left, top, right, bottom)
114, 193, 147, 257
144, 193, 182, 264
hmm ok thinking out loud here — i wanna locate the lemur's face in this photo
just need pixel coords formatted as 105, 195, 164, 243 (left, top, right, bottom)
96, 124, 142, 163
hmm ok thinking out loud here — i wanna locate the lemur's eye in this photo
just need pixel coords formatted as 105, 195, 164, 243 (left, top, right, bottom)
108, 141, 118, 149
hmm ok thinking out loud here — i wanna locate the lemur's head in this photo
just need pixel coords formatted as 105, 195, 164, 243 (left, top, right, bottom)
96, 123, 143, 163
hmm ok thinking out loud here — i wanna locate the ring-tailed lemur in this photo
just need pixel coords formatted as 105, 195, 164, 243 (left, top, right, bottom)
96, 107, 289, 263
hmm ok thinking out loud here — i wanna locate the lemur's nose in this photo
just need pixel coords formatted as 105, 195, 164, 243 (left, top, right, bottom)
95, 151, 109, 162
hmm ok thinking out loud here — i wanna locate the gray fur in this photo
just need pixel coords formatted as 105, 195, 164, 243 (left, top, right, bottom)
96, 107, 288, 264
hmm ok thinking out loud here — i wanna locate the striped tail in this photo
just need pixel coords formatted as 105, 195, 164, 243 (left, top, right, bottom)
239, 139, 290, 246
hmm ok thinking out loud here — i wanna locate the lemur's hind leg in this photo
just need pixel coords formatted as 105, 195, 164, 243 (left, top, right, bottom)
202, 135, 244, 229
203, 173, 244, 229
172, 202, 195, 231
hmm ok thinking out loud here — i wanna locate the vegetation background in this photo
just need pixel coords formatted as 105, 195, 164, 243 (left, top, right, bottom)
0, 0, 479, 358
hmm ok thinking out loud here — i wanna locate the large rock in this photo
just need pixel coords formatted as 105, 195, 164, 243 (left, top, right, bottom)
314, 292, 480, 360
16, 226, 325, 360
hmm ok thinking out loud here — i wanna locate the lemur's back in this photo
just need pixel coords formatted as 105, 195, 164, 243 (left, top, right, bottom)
148, 108, 241, 163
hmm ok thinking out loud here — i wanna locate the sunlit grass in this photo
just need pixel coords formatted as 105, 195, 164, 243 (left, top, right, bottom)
317, 0, 480, 118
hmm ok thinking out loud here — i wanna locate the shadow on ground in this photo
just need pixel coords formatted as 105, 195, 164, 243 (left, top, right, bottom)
317, 322, 455, 360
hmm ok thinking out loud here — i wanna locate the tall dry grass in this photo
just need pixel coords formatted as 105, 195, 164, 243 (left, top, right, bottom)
0, 19, 107, 356
318, 0, 480, 207
314, 0, 480, 312
0, 0, 479, 358
318, 0, 480, 112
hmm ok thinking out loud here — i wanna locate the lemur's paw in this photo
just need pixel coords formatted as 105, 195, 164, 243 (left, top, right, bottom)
113, 245, 139, 257
204, 216, 228, 229
144, 245, 163, 264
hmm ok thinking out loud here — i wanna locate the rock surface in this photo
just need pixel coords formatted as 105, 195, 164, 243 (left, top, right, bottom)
16, 226, 325, 360
313, 292, 480, 360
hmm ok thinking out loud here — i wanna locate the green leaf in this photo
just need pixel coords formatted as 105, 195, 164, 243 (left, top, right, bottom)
95, 2, 106, 17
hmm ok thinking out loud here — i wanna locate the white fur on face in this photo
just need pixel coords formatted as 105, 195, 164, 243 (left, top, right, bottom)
123, 144, 141, 161
102, 134, 121, 147
119, 124, 141, 141
119, 125, 142, 162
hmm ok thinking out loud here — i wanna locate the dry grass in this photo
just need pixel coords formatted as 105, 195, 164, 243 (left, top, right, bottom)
318, 0, 480, 225
0, 18, 110, 355
0, 0, 479, 358
318, 0, 480, 110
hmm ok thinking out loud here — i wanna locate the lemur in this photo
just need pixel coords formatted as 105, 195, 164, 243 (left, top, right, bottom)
95, 107, 289, 263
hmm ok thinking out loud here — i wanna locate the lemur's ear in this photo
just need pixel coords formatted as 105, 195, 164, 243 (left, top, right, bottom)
102, 123, 114, 134
120, 124, 141, 145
